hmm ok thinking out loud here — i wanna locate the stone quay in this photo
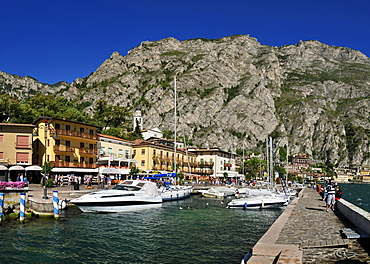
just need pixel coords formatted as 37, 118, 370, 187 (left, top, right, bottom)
247, 188, 370, 264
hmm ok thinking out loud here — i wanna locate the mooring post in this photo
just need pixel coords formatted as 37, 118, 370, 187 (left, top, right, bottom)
0, 193, 4, 224
20, 193, 26, 224
53, 191, 59, 220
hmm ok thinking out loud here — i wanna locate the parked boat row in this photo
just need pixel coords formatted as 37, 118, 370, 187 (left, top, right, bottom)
70, 179, 194, 213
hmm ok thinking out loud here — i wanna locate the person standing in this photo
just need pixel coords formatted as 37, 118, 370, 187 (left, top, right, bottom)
334, 184, 342, 210
325, 180, 336, 212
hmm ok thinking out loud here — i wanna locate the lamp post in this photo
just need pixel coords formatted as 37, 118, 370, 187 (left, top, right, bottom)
42, 123, 48, 199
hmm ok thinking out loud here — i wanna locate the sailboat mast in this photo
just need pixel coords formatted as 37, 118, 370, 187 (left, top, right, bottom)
174, 76, 177, 174
269, 137, 273, 187
266, 138, 269, 184
286, 144, 289, 186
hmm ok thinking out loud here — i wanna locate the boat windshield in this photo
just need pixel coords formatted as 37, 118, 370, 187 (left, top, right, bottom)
113, 185, 142, 191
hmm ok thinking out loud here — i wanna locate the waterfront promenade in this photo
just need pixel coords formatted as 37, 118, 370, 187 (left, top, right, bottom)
249, 188, 370, 264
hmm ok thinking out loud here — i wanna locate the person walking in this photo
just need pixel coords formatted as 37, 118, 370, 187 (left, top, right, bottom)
325, 180, 336, 212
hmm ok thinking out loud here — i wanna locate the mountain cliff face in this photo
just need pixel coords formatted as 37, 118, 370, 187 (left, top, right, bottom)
1, 35, 370, 166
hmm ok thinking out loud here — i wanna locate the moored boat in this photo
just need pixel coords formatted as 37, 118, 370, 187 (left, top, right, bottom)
159, 185, 193, 201
69, 180, 162, 213
227, 195, 288, 209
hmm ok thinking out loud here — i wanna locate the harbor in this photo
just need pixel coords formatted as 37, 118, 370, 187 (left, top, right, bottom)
1, 183, 370, 263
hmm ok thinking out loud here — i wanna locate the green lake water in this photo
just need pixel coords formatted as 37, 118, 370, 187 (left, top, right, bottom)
0, 195, 282, 264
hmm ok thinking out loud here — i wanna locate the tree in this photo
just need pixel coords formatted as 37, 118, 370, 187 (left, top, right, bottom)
245, 157, 267, 180
130, 166, 140, 179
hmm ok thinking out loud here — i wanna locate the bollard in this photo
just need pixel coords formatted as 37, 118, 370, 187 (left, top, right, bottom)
53, 191, 59, 220
20, 193, 26, 224
0, 193, 4, 224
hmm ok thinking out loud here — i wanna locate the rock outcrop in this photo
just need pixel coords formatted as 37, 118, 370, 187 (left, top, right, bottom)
1, 35, 369, 166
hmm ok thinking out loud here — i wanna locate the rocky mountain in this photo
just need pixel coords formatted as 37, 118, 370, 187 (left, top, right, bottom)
1, 35, 370, 166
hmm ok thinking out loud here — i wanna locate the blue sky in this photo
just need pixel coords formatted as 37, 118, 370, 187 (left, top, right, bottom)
1, 0, 369, 84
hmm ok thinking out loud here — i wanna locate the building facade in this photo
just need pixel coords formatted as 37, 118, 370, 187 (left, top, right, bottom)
132, 139, 197, 177
188, 148, 239, 179
32, 117, 100, 176
0, 123, 35, 181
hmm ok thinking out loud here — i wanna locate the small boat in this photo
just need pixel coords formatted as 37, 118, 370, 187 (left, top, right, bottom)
159, 185, 193, 201
69, 180, 162, 213
199, 186, 237, 198
227, 195, 288, 209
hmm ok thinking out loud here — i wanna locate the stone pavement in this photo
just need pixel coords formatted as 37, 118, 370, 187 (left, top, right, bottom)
275, 188, 370, 263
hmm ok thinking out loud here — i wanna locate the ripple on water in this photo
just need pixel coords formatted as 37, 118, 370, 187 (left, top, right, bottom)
0, 196, 282, 264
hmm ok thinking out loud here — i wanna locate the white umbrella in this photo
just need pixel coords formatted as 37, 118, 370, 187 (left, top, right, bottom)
8, 165, 25, 171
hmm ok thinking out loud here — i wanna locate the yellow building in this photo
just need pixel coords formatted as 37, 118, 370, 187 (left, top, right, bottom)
0, 123, 35, 181
32, 117, 101, 176
97, 133, 136, 178
132, 139, 197, 178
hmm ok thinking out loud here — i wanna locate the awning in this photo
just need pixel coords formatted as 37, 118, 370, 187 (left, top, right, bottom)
0, 165, 8, 171
25, 165, 43, 171
100, 168, 120, 174
154, 173, 176, 177
9, 165, 25, 171
51, 168, 98, 173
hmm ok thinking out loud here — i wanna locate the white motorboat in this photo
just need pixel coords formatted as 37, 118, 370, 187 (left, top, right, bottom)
69, 180, 162, 213
159, 185, 193, 201
199, 186, 237, 198
227, 195, 288, 209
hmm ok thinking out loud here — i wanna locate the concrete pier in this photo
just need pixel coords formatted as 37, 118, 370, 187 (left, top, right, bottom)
248, 188, 370, 263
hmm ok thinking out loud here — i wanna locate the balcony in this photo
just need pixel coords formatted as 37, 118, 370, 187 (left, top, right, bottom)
198, 161, 214, 168
54, 129, 99, 140
54, 145, 76, 152
79, 147, 97, 155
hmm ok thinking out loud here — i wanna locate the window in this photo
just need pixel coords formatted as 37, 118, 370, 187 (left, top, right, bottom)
80, 157, 85, 163
141, 149, 145, 155
118, 149, 123, 155
80, 142, 85, 148
16, 135, 29, 148
0, 152, 3, 160
16, 152, 29, 163
89, 144, 94, 150
100, 147, 105, 155
80, 127, 85, 133
66, 125, 71, 131
125, 150, 129, 158
210, 158, 213, 163
66, 156, 71, 162
55, 123, 61, 130
153, 150, 156, 155
108, 148, 113, 154
55, 139, 61, 146
66, 141, 71, 146
141, 160, 145, 166
0, 135, 3, 143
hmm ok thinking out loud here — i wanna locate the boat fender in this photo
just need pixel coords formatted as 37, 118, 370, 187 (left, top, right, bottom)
59, 199, 67, 210
243, 202, 248, 209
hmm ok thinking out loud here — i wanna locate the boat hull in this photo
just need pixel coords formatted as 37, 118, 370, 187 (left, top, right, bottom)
75, 203, 162, 213
69, 180, 163, 213
227, 196, 287, 209
160, 186, 193, 201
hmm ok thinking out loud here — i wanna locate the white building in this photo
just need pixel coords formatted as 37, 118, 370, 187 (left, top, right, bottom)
188, 148, 241, 178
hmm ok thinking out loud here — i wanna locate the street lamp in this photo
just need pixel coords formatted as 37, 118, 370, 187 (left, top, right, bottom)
33, 120, 58, 199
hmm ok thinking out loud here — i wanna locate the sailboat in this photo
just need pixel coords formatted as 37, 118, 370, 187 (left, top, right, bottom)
158, 76, 193, 201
